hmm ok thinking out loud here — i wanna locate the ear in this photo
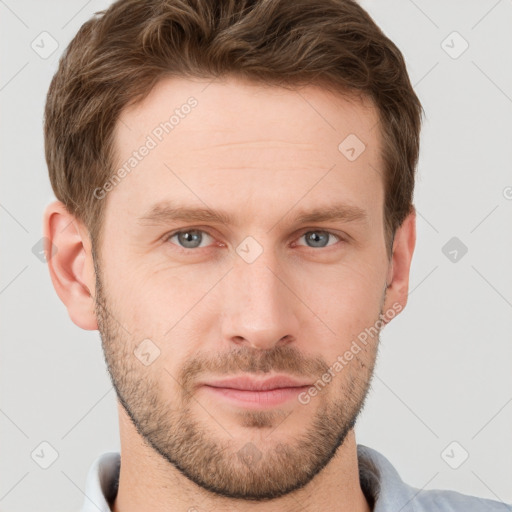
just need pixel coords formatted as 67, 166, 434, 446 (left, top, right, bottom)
382, 207, 416, 317
43, 200, 98, 330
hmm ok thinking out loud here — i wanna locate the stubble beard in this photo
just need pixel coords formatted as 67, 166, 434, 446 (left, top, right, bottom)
93, 254, 381, 501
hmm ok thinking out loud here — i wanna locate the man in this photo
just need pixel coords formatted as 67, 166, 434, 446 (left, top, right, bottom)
42, 0, 510, 510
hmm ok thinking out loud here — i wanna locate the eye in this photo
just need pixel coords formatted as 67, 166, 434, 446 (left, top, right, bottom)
164, 228, 344, 252
294, 230, 343, 249
165, 229, 215, 250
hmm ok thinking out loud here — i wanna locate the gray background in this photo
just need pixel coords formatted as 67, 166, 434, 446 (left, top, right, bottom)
1, 0, 511, 510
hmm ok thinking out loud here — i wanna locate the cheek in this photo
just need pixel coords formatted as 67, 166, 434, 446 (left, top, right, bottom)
112, 271, 212, 369
306, 259, 384, 313
297, 263, 385, 360
101, 256, 181, 331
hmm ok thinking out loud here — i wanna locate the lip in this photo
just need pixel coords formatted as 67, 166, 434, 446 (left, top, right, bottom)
202, 375, 313, 391
199, 375, 312, 409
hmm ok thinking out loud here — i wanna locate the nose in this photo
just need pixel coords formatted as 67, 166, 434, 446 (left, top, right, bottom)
219, 246, 300, 351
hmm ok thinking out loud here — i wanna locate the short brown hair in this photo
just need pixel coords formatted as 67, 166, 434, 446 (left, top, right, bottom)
44, 0, 423, 258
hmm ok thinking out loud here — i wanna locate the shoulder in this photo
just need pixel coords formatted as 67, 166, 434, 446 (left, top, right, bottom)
357, 444, 512, 512
413, 487, 512, 511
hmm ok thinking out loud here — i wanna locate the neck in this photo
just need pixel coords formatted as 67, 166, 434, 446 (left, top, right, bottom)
112, 404, 371, 512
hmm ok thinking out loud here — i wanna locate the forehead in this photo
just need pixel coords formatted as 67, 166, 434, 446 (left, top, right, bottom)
117, 76, 380, 150
106, 76, 383, 227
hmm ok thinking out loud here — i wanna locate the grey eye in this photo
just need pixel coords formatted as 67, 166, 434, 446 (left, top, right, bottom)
300, 231, 339, 248
169, 229, 212, 249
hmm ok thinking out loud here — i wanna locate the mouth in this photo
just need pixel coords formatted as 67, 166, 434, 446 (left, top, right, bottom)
199, 375, 312, 409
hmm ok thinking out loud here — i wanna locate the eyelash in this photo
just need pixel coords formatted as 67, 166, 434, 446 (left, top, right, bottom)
163, 228, 345, 252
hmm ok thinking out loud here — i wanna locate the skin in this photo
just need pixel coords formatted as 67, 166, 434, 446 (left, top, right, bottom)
44, 76, 416, 512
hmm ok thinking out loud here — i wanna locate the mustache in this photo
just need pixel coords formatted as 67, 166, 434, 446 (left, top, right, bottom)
177, 344, 330, 393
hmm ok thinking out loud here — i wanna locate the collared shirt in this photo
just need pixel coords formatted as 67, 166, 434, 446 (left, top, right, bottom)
80, 444, 512, 511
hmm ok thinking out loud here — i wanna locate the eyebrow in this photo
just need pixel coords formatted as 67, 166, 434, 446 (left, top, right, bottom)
137, 201, 368, 228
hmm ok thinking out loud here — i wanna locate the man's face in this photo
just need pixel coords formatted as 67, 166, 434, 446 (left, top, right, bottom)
94, 77, 392, 499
